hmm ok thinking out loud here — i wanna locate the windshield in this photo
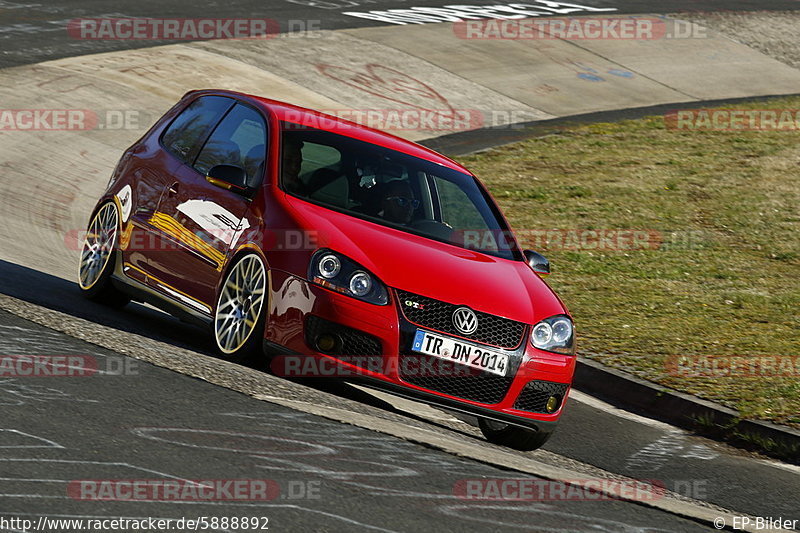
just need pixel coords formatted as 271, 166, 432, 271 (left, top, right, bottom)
280, 123, 518, 259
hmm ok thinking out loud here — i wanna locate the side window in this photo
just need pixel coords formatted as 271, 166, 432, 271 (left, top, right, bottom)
433, 176, 491, 231
194, 104, 268, 188
161, 96, 233, 164
295, 142, 345, 206
298, 142, 341, 180
280, 130, 344, 200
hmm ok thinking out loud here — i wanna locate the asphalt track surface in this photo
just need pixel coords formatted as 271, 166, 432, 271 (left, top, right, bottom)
1, 0, 800, 531
0, 306, 718, 533
1, 0, 800, 68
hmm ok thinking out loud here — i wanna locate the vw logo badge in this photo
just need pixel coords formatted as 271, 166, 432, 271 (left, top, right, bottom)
453, 307, 478, 335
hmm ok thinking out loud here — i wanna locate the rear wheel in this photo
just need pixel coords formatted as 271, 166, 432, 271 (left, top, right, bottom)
478, 418, 552, 451
213, 253, 267, 361
78, 202, 130, 308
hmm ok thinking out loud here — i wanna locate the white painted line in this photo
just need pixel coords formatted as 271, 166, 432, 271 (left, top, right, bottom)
349, 383, 465, 423
753, 457, 800, 476
569, 389, 677, 432
0, 429, 63, 448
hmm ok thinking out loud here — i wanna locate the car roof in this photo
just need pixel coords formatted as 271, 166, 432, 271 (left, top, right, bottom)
191, 89, 472, 175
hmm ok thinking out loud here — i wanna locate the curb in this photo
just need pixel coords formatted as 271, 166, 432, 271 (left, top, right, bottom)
573, 357, 800, 464
420, 93, 800, 156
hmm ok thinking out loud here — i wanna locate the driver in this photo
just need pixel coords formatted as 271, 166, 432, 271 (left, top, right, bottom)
380, 180, 418, 225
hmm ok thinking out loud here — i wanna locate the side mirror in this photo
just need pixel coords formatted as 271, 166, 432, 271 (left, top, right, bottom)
206, 164, 248, 193
523, 250, 550, 276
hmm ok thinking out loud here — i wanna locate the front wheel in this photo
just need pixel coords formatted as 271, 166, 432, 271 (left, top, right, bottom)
213, 253, 267, 361
78, 202, 130, 308
478, 418, 552, 451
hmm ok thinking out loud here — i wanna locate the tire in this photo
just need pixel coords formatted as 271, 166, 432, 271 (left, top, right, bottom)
478, 418, 552, 451
213, 253, 267, 362
78, 202, 130, 308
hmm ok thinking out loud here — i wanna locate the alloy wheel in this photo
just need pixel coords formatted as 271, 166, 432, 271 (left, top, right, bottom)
214, 254, 267, 354
79, 202, 119, 290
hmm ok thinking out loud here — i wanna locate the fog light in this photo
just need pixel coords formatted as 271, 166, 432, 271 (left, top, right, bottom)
316, 334, 338, 353
545, 395, 560, 413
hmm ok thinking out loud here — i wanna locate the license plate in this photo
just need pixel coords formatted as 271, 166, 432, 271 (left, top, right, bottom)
412, 330, 510, 377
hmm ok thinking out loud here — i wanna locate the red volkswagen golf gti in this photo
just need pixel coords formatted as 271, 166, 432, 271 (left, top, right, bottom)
79, 89, 575, 450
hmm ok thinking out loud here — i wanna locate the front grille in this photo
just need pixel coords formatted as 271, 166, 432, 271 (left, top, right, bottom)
304, 316, 382, 361
395, 290, 526, 349
513, 381, 569, 413
398, 352, 515, 405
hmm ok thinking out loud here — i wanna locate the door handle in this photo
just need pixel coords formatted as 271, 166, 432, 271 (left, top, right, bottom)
168, 182, 179, 197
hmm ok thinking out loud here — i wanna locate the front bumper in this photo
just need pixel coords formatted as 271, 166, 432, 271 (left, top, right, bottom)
264, 271, 576, 430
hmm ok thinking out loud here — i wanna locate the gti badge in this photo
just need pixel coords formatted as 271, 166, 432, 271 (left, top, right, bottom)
453, 307, 478, 335
404, 300, 425, 310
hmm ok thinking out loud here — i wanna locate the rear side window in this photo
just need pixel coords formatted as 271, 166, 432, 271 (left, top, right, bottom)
161, 96, 234, 164
194, 104, 268, 188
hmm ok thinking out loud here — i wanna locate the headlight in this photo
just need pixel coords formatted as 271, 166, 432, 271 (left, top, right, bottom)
308, 249, 388, 305
530, 315, 574, 354
349, 271, 372, 296
318, 254, 341, 279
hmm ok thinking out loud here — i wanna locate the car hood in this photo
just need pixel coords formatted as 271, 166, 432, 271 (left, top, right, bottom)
287, 198, 568, 325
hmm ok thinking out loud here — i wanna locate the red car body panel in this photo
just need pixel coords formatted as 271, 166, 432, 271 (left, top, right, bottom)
282, 197, 567, 322
91, 89, 576, 434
